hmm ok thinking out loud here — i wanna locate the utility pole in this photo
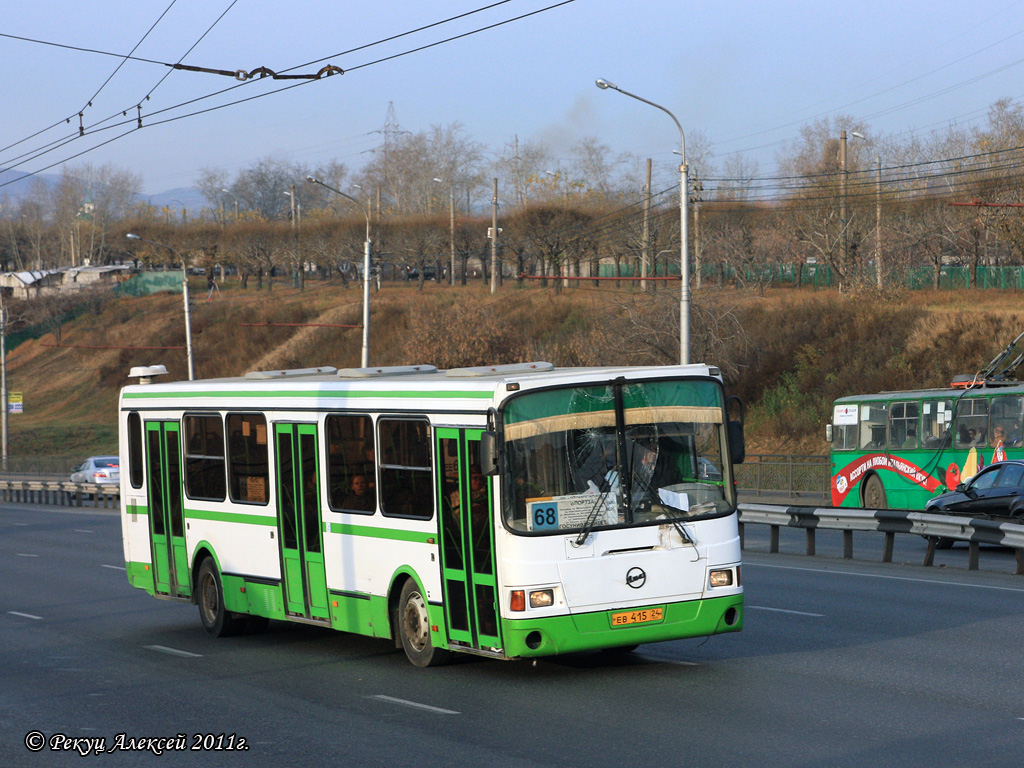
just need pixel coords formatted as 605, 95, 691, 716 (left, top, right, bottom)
692, 176, 704, 289
875, 156, 882, 289
840, 130, 848, 268
641, 158, 651, 292
448, 188, 456, 285
490, 178, 499, 294
1, 292, 8, 473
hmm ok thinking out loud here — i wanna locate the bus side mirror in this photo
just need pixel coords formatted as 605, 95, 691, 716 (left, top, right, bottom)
826, 424, 833, 443
479, 431, 501, 476
728, 420, 745, 465
725, 395, 745, 465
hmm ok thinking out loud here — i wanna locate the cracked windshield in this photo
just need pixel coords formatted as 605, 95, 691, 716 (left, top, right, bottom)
502, 379, 732, 534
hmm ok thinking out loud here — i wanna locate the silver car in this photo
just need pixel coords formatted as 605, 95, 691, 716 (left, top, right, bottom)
70, 456, 120, 485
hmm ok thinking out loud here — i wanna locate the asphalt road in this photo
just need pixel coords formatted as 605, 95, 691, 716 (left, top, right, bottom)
2, 503, 1023, 767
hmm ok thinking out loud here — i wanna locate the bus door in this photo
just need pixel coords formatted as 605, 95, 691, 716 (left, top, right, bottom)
274, 423, 329, 621
435, 428, 501, 651
144, 421, 189, 598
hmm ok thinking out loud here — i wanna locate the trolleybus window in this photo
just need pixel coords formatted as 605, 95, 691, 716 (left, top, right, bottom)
831, 404, 858, 450
888, 401, 919, 450
954, 398, 988, 448
990, 395, 1023, 447
921, 399, 952, 448
226, 413, 269, 504
859, 404, 888, 450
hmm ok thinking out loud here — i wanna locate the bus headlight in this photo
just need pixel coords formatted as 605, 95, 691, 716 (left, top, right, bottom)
529, 589, 554, 608
709, 569, 733, 588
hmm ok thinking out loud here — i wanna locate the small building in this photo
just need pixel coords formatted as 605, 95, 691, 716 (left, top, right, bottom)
0, 265, 132, 299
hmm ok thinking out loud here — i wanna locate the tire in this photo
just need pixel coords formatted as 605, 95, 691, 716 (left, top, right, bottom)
863, 474, 887, 510
396, 579, 450, 668
196, 558, 241, 638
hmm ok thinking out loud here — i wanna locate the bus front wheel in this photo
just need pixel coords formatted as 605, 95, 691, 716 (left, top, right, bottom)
863, 474, 887, 510
396, 579, 450, 668
197, 558, 241, 638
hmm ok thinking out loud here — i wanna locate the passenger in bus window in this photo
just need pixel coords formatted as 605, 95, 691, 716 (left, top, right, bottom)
902, 428, 917, 449
990, 425, 1007, 448
342, 474, 375, 511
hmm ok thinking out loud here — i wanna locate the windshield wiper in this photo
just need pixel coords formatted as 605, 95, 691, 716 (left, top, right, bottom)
631, 472, 695, 545
574, 475, 617, 546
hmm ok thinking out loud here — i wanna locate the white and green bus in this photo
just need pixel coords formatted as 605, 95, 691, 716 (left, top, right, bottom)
119, 361, 745, 666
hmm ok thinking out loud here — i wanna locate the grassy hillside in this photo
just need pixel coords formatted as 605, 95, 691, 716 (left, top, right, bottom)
8, 276, 1024, 462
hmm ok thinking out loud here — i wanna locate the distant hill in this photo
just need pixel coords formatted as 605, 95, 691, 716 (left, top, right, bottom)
0, 168, 204, 213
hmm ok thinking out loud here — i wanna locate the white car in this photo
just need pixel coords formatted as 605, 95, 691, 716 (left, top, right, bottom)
70, 456, 120, 485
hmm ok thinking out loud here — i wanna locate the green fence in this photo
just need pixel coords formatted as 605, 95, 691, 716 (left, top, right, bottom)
113, 270, 184, 297
594, 262, 1024, 289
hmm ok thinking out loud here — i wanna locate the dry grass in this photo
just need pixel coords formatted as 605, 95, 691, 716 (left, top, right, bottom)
8, 279, 1024, 458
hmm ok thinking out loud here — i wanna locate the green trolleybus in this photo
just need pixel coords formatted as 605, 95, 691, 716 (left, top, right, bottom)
829, 383, 1024, 510
119, 361, 745, 666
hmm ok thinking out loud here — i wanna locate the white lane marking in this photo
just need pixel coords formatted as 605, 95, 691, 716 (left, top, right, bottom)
145, 645, 202, 658
8, 611, 42, 620
101, 564, 126, 571
746, 562, 1024, 593
75, 529, 94, 534
370, 695, 459, 715
747, 605, 825, 617
16, 553, 38, 557
638, 655, 699, 666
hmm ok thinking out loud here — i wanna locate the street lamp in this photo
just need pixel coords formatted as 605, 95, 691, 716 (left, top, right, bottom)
306, 175, 372, 367
597, 78, 690, 365
126, 233, 195, 380
433, 177, 456, 285
220, 188, 239, 220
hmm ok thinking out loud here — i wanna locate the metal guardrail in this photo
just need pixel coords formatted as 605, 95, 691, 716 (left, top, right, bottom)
734, 454, 830, 498
739, 502, 1024, 575
0, 480, 119, 509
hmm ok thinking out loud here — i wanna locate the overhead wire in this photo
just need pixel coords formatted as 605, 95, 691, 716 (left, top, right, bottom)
0, 1, 577, 188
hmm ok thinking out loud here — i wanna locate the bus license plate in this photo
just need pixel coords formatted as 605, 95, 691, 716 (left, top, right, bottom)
611, 607, 664, 626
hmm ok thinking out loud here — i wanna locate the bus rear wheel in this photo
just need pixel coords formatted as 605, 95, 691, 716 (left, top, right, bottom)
197, 558, 241, 638
863, 474, 887, 510
396, 579, 450, 668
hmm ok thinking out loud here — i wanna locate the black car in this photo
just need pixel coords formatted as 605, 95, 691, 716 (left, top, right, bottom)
925, 459, 1024, 524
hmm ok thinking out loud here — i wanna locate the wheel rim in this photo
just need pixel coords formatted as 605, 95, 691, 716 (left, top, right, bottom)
200, 571, 218, 626
402, 590, 429, 653
865, 476, 884, 508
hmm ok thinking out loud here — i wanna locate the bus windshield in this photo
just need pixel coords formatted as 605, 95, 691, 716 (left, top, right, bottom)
501, 378, 733, 534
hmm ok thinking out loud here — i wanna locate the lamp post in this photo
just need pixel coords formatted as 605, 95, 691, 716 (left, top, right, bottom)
597, 78, 690, 365
126, 234, 195, 380
306, 175, 371, 367
220, 188, 239, 221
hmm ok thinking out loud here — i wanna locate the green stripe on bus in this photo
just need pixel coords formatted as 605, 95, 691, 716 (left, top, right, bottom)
123, 389, 493, 400
178, 510, 432, 543
326, 522, 434, 544
185, 508, 277, 526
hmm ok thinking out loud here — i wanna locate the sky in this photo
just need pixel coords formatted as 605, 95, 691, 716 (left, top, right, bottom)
3, 0, 1024, 197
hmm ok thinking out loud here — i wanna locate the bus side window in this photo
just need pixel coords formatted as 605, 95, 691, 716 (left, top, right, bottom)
127, 411, 144, 488
378, 418, 432, 519
226, 413, 269, 504
326, 414, 376, 514
183, 414, 226, 501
